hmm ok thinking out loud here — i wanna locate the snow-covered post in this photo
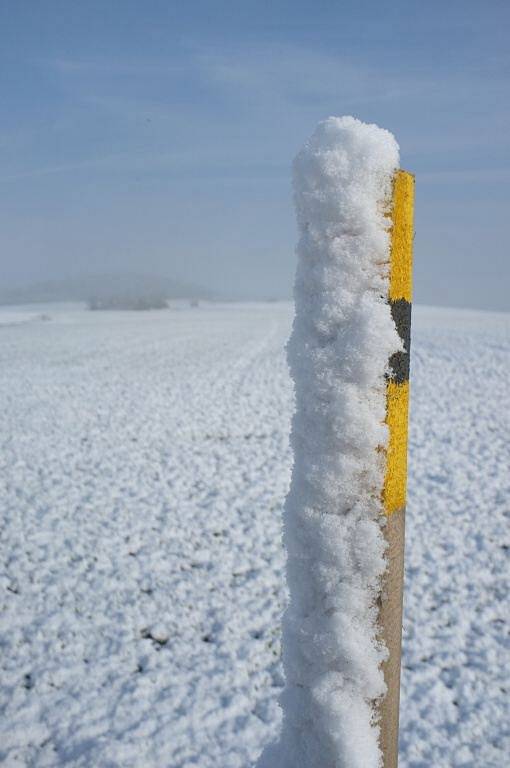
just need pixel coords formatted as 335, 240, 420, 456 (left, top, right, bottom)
256, 117, 414, 768
379, 168, 414, 768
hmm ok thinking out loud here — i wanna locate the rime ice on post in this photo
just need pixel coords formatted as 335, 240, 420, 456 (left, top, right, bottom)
257, 117, 404, 768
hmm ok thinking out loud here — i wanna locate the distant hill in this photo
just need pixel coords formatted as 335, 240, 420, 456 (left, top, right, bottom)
0, 273, 214, 306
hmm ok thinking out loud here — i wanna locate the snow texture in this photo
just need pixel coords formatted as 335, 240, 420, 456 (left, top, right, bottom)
0, 302, 509, 767
257, 117, 401, 768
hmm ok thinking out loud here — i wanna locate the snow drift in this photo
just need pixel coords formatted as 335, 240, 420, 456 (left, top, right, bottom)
257, 116, 402, 768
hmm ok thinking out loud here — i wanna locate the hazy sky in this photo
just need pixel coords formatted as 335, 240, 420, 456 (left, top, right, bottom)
1, 1, 509, 309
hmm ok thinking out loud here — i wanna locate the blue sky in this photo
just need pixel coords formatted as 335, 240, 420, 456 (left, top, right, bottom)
1, 0, 509, 308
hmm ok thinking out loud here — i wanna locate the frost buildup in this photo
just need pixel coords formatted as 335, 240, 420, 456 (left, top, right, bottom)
257, 117, 402, 768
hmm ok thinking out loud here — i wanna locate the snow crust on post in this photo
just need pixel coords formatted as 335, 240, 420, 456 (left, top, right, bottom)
257, 117, 401, 768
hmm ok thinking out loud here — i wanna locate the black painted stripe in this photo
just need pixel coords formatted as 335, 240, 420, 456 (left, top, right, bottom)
388, 298, 411, 384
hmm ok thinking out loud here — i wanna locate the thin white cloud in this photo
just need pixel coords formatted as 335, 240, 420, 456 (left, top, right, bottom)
39, 57, 187, 77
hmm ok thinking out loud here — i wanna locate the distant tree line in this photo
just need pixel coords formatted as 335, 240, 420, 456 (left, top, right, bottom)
88, 294, 168, 311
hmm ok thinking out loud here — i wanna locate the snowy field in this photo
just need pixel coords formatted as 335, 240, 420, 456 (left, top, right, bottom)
0, 301, 508, 767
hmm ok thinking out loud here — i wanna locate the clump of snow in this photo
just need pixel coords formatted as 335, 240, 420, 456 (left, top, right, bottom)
257, 117, 401, 768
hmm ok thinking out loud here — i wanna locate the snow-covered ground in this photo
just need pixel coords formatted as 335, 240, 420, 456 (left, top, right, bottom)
0, 301, 508, 767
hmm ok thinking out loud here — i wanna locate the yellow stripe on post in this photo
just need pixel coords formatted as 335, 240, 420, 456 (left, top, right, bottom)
383, 379, 410, 514
388, 171, 414, 303
378, 169, 414, 768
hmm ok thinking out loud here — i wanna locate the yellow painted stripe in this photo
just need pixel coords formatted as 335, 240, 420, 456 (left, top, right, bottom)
383, 380, 410, 514
389, 171, 414, 303
383, 169, 414, 515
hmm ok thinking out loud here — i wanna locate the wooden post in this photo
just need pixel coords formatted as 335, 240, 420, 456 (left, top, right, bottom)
378, 170, 415, 768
